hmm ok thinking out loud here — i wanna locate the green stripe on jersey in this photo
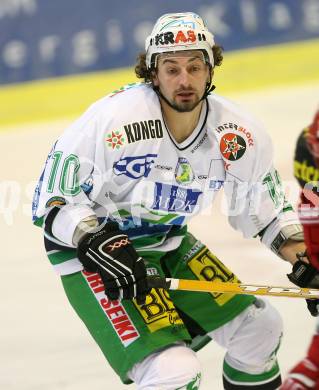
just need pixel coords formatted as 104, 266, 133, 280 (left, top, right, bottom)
33, 216, 44, 227
223, 359, 280, 384
48, 250, 77, 265
131, 225, 187, 250
132, 234, 167, 249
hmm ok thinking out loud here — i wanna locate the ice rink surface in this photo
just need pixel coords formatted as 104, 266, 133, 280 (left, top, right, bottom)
1, 81, 319, 389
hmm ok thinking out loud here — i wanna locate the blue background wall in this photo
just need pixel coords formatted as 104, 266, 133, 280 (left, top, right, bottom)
1, 0, 319, 84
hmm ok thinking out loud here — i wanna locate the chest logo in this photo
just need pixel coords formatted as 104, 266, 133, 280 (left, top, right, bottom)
113, 154, 157, 179
152, 183, 201, 214
175, 157, 195, 185
124, 120, 163, 144
220, 133, 246, 161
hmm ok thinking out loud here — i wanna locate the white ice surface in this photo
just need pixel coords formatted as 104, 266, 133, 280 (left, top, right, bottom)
1, 82, 318, 389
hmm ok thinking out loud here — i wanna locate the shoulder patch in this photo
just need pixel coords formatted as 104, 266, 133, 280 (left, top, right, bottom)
219, 133, 246, 161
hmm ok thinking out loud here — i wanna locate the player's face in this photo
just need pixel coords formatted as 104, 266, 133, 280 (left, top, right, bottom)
153, 51, 210, 112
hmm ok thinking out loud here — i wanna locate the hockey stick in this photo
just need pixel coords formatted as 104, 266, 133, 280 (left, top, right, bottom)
147, 277, 319, 299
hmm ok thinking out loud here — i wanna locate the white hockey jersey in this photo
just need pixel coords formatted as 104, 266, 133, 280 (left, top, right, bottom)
32, 83, 299, 274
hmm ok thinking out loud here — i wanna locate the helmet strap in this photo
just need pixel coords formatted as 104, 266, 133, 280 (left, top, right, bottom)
203, 68, 216, 98
204, 82, 216, 98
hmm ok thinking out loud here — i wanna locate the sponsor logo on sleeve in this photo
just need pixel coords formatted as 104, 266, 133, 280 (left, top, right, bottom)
113, 154, 157, 179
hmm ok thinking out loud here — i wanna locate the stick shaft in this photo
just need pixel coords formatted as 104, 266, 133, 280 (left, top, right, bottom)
147, 277, 319, 298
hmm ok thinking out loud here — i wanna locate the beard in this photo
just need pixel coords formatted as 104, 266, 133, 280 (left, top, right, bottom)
167, 92, 202, 112
169, 97, 201, 112
155, 85, 205, 113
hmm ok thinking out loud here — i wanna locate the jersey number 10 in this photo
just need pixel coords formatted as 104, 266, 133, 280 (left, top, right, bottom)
47, 151, 81, 196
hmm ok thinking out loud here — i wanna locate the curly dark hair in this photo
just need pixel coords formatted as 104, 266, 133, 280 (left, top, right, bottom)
135, 45, 224, 83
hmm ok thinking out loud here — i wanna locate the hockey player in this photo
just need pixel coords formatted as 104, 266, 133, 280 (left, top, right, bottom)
32, 12, 317, 389
281, 109, 319, 390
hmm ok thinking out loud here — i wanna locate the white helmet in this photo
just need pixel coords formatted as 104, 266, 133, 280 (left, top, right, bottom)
145, 12, 215, 69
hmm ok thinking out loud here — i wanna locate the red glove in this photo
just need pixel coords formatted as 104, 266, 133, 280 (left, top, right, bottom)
306, 109, 319, 169
299, 192, 319, 271
281, 335, 319, 389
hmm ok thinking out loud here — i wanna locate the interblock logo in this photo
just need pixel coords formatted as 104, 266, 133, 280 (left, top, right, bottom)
220, 133, 246, 161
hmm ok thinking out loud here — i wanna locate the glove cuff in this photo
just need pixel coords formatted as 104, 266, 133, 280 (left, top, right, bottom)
288, 259, 318, 287
78, 221, 120, 246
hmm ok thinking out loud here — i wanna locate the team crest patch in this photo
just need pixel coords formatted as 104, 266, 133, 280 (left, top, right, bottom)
175, 157, 195, 185
106, 130, 125, 149
220, 133, 246, 161
45, 196, 67, 208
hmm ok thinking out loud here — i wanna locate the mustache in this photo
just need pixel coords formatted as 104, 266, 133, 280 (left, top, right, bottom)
175, 88, 196, 94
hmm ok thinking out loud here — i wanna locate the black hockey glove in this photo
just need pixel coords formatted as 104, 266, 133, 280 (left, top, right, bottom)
287, 254, 319, 316
77, 222, 150, 304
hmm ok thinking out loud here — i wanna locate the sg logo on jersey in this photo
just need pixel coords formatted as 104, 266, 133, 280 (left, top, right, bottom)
113, 154, 157, 179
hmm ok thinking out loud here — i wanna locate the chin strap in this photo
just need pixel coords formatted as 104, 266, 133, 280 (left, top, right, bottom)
153, 86, 178, 111
205, 83, 216, 96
